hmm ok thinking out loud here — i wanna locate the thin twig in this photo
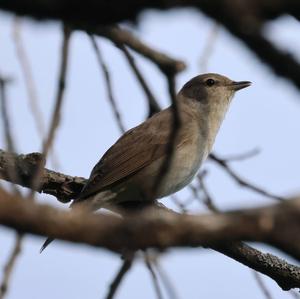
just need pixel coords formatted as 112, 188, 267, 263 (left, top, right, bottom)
117, 44, 161, 117
12, 17, 61, 170
0, 76, 22, 192
170, 194, 188, 213
0, 76, 23, 299
196, 173, 218, 212
196, 171, 284, 297
90, 35, 126, 133
199, 23, 219, 72
252, 271, 274, 299
152, 75, 180, 199
153, 260, 180, 299
0, 77, 16, 154
12, 19, 45, 138
105, 256, 134, 299
221, 148, 261, 162
29, 24, 71, 194
0, 233, 23, 299
144, 254, 164, 299
209, 153, 286, 201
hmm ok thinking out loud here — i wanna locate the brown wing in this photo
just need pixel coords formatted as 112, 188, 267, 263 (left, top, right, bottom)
77, 108, 176, 200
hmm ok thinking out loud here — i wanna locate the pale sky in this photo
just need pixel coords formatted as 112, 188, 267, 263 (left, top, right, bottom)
0, 9, 300, 299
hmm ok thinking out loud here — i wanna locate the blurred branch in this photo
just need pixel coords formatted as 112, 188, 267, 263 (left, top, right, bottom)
0, 76, 23, 299
1, 1, 300, 90
12, 19, 45, 139
144, 255, 164, 299
253, 271, 274, 299
220, 148, 261, 162
12, 18, 61, 170
153, 260, 180, 299
116, 44, 160, 117
28, 25, 71, 195
1, 149, 300, 291
199, 23, 219, 72
96, 26, 186, 76
105, 255, 134, 299
195, 172, 219, 212
1, 188, 300, 290
0, 233, 23, 299
90, 35, 126, 133
0, 76, 16, 154
0, 77, 21, 189
150, 73, 180, 201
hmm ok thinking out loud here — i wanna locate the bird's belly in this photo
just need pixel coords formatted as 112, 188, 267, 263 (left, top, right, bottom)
152, 144, 208, 198
157, 157, 201, 197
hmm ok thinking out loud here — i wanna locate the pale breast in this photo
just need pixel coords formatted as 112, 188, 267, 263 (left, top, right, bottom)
131, 131, 208, 199
157, 137, 207, 197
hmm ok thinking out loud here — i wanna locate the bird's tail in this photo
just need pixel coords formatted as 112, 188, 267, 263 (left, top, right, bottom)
39, 191, 116, 253
40, 237, 54, 253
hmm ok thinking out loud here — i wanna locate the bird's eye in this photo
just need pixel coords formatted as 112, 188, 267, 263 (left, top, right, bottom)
206, 79, 215, 86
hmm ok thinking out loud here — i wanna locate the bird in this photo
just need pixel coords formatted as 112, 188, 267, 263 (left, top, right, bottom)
40, 73, 251, 252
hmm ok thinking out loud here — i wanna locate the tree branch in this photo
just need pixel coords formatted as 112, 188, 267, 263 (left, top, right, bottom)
96, 26, 185, 76
1, 0, 300, 90
0, 149, 85, 203
1, 149, 300, 290
1, 185, 300, 290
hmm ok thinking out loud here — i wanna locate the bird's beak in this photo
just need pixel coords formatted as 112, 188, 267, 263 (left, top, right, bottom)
230, 81, 252, 91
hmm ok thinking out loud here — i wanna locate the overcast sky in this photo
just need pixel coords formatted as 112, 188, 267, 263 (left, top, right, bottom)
0, 8, 300, 299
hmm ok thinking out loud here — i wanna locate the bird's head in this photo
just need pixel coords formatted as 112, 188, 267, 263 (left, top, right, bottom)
179, 73, 251, 108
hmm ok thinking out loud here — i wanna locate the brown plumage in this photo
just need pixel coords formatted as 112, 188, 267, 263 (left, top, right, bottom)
40, 73, 251, 252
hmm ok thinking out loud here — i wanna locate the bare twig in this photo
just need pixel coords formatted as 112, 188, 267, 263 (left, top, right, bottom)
209, 153, 286, 201
252, 271, 274, 299
199, 23, 219, 72
12, 19, 45, 138
0, 233, 23, 299
170, 194, 188, 213
0, 76, 23, 299
90, 35, 126, 133
152, 75, 180, 199
0, 76, 16, 154
195, 172, 219, 212
221, 148, 261, 162
0, 76, 22, 190
144, 254, 164, 299
29, 24, 71, 193
117, 44, 161, 117
105, 255, 134, 299
12, 18, 61, 170
97, 26, 186, 76
153, 260, 180, 299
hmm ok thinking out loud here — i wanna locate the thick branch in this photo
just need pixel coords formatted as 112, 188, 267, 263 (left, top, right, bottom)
1, 0, 300, 90
0, 149, 85, 202
1, 149, 300, 290
1, 0, 299, 25
1, 188, 300, 290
